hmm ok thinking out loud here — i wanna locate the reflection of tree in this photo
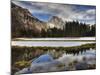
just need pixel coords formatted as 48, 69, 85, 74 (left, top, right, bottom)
12, 43, 95, 64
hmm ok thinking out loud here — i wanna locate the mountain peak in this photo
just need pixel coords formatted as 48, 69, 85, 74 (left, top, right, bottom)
48, 16, 65, 29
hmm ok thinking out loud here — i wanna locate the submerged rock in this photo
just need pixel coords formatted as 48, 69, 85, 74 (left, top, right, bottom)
15, 68, 32, 75
75, 62, 88, 70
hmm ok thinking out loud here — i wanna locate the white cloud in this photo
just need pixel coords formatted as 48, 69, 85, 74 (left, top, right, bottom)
12, 1, 96, 25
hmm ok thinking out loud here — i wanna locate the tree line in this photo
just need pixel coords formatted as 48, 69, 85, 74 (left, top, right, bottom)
41, 21, 95, 37
12, 20, 96, 38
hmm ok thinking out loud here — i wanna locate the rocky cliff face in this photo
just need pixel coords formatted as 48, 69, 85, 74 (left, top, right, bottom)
48, 16, 65, 30
11, 3, 48, 38
11, 3, 65, 38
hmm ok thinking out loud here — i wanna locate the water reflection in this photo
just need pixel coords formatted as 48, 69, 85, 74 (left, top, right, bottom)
12, 41, 94, 47
14, 48, 96, 75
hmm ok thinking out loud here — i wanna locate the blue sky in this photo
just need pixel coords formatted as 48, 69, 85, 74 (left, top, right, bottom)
12, 1, 96, 25
32, 13, 52, 22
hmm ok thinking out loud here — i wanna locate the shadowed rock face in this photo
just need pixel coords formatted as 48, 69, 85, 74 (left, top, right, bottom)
11, 3, 48, 38
11, 2, 66, 38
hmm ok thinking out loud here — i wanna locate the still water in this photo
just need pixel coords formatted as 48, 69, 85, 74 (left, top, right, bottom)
14, 37, 95, 41
15, 49, 96, 75
12, 41, 95, 47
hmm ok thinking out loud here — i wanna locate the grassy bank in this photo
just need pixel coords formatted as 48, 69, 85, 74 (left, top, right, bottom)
12, 43, 96, 63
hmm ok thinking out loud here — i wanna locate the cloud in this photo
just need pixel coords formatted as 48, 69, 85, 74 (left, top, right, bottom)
12, 1, 96, 25
72, 9, 96, 20
70, 9, 96, 24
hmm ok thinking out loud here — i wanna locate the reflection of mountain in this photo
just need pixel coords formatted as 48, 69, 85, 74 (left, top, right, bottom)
31, 54, 54, 64
14, 51, 96, 75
